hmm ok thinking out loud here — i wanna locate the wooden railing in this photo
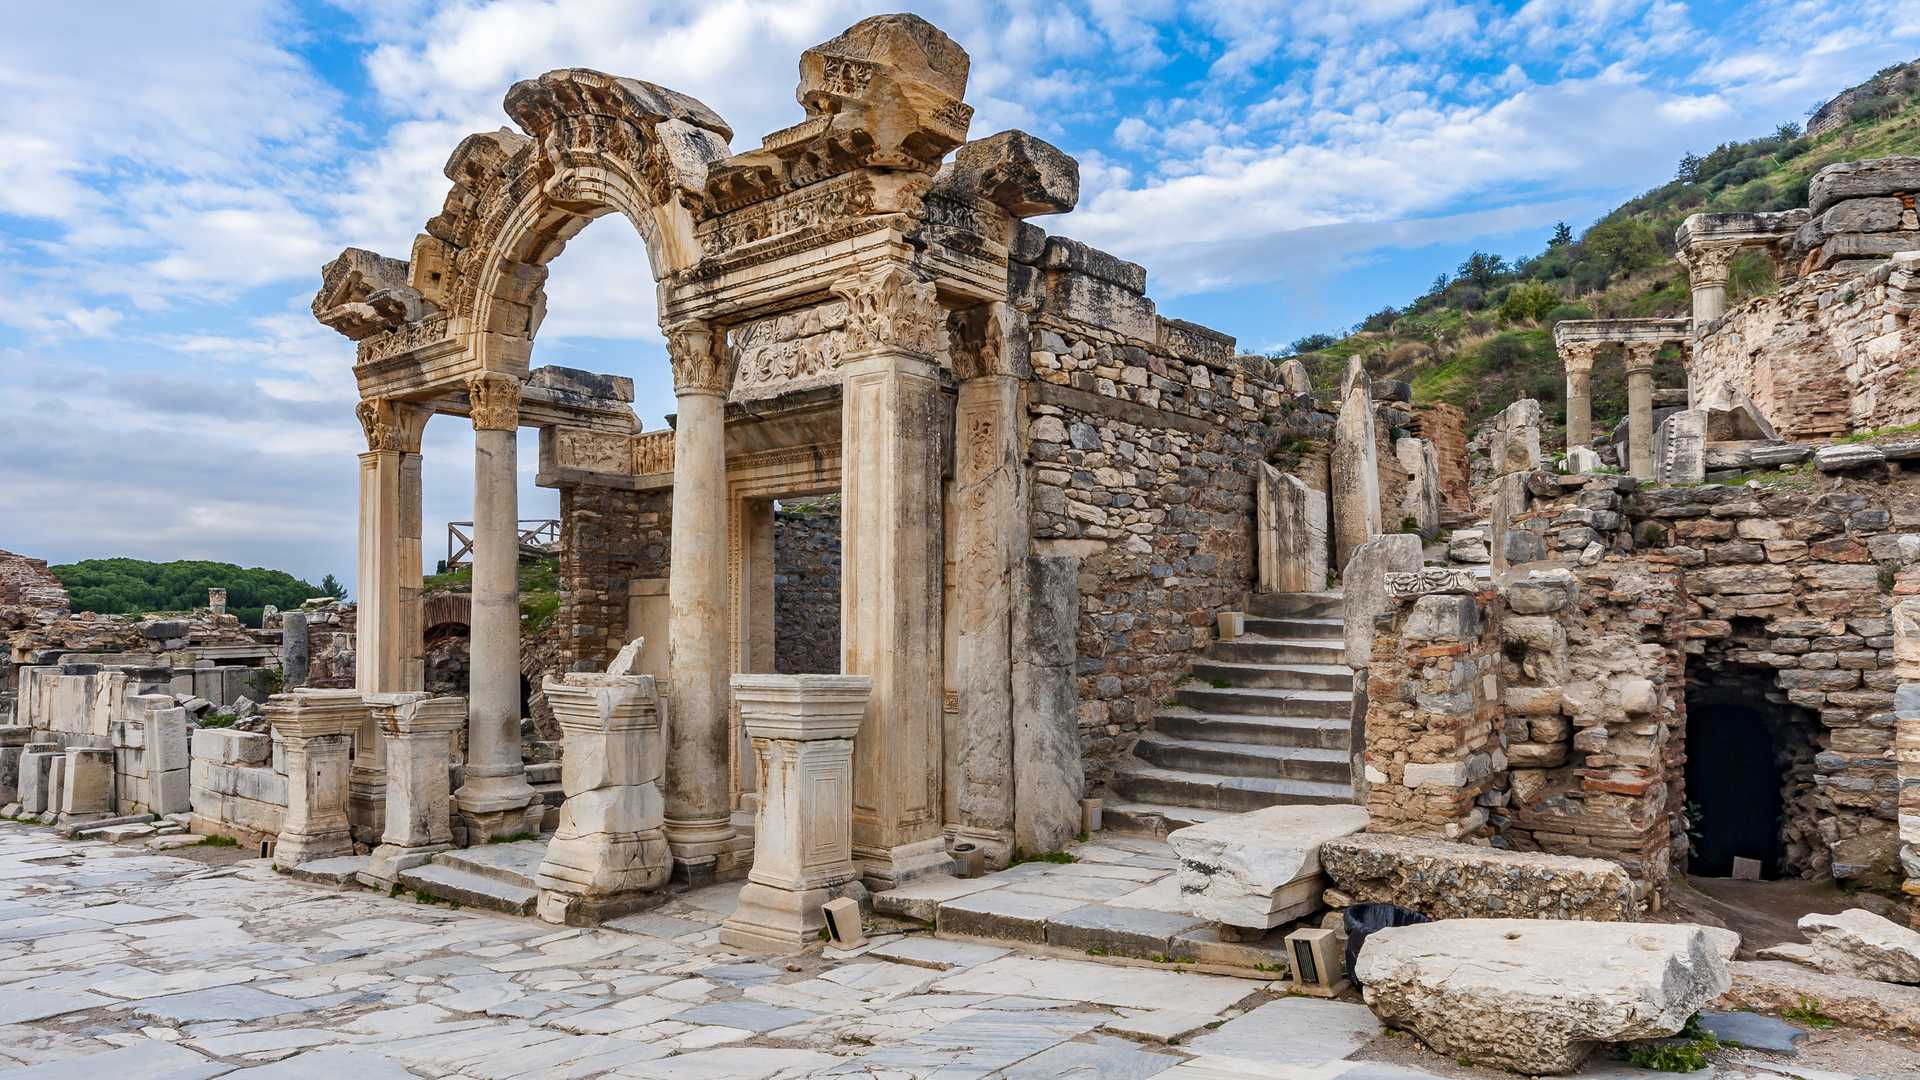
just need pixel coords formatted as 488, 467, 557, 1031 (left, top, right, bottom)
446, 519, 561, 569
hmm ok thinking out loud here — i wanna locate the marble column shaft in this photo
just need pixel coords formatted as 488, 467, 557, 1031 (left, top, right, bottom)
1625, 346, 1658, 482
354, 400, 427, 843
663, 322, 737, 876
1563, 348, 1597, 450
454, 374, 537, 839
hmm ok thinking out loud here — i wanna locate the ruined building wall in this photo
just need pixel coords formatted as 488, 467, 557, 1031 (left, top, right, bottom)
555, 484, 672, 675
1022, 310, 1289, 777
773, 498, 841, 675
1690, 256, 1920, 440
1412, 403, 1471, 513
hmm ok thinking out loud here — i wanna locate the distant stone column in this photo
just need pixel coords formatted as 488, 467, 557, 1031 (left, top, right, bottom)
453, 374, 537, 841
272, 689, 367, 868
1625, 344, 1659, 481
720, 674, 872, 953
1562, 345, 1598, 450
1332, 360, 1383, 571
362, 693, 465, 888
535, 668, 673, 924
1682, 244, 1734, 329
662, 321, 739, 881
280, 612, 310, 689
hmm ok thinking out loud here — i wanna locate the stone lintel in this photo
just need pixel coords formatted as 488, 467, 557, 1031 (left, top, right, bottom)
1675, 209, 1810, 252
1552, 318, 1693, 350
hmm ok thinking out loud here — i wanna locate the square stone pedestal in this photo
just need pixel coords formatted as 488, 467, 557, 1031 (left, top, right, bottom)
271, 690, 368, 869
534, 672, 672, 925
362, 693, 466, 888
720, 674, 873, 954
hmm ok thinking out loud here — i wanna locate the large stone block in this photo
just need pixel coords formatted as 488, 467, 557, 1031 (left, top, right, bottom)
1168, 804, 1369, 929
1342, 534, 1423, 667
1332, 370, 1382, 569
1798, 908, 1920, 984
1320, 834, 1635, 921
1011, 556, 1084, 854
1356, 918, 1731, 1074
1256, 463, 1329, 594
1809, 156, 1920, 217
192, 728, 271, 767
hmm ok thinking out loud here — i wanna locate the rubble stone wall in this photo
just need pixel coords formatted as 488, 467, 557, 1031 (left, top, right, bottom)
1412, 403, 1471, 513
1023, 313, 1284, 777
1690, 257, 1920, 441
773, 497, 841, 674
555, 484, 671, 675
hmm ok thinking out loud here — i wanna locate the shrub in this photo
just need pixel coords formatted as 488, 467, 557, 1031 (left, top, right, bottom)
1500, 281, 1561, 323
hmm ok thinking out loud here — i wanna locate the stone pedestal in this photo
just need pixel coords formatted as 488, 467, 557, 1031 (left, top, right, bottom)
1625, 348, 1657, 481
0, 726, 30, 806
663, 322, 738, 881
1257, 463, 1329, 593
720, 674, 873, 953
363, 693, 466, 887
454, 375, 539, 841
58, 747, 114, 824
535, 671, 673, 924
271, 689, 367, 869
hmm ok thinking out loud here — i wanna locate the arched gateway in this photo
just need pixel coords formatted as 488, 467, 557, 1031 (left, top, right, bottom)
314, 15, 1093, 889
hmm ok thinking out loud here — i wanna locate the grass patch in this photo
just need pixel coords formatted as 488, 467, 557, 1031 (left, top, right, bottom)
488, 832, 537, 844
1781, 997, 1836, 1029
411, 889, 461, 910
197, 835, 239, 848
1008, 849, 1076, 867
1833, 419, 1920, 445
1625, 1015, 1720, 1072
197, 712, 238, 729
1085, 946, 1110, 957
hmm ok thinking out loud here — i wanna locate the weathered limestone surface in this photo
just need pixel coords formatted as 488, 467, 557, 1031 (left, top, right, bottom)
271, 690, 367, 869
1011, 556, 1085, 855
1356, 919, 1732, 1074
1653, 409, 1706, 486
1320, 834, 1635, 921
1332, 365, 1382, 569
1340, 534, 1422, 669
363, 693, 465, 889
1798, 908, 1920, 983
1256, 463, 1329, 594
1719, 960, 1920, 1035
1167, 804, 1369, 929
1490, 398, 1541, 477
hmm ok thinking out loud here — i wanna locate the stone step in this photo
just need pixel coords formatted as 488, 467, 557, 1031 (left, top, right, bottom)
1248, 591, 1344, 619
433, 841, 546, 890
1190, 659, 1352, 692
1132, 735, 1351, 783
1109, 761, 1352, 812
1099, 800, 1226, 838
395, 863, 538, 915
1151, 709, 1350, 750
1245, 615, 1345, 640
1174, 684, 1351, 719
1210, 637, 1347, 666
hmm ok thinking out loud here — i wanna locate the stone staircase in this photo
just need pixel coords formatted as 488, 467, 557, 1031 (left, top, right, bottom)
1105, 591, 1357, 837
397, 840, 546, 915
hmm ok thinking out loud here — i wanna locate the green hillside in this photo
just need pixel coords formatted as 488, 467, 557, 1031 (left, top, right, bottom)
52, 559, 343, 628
1283, 59, 1920, 436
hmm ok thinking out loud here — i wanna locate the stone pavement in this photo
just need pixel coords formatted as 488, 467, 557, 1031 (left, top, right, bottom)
0, 827, 1898, 1079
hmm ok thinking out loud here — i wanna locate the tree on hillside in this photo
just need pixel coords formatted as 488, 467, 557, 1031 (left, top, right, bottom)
1549, 222, 1573, 247
1287, 332, 1340, 355
319, 574, 347, 601
1774, 121, 1801, 141
1455, 251, 1508, 289
50, 558, 329, 628
1428, 273, 1450, 295
1677, 152, 1703, 183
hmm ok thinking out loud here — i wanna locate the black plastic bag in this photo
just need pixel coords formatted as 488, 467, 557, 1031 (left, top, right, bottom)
1343, 902, 1431, 985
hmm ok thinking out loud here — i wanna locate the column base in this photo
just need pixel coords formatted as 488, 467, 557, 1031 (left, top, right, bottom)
455, 771, 540, 842
359, 842, 449, 890
274, 829, 354, 870
348, 776, 387, 847
457, 803, 544, 844
666, 815, 739, 885
718, 879, 868, 954
536, 886, 671, 927
535, 828, 672, 906
858, 837, 954, 892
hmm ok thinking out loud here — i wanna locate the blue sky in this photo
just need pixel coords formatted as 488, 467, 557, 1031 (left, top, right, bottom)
3, 1, 1917, 595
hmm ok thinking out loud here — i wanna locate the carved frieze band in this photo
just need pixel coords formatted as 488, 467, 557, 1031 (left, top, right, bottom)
830, 265, 945, 361
730, 303, 846, 399
667, 321, 732, 396
467, 373, 522, 431
1384, 568, 1481, 598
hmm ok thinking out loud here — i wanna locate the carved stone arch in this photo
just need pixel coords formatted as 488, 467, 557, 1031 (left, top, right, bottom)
418, 69, 735, 375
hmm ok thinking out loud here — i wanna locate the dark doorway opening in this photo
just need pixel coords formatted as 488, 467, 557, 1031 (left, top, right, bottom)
1684, 665, 1819, 879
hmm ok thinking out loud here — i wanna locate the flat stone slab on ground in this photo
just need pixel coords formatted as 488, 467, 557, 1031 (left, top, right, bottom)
126, 984, 324, 1024
1320, 832, 1635, 921
1695, 1010, 1806, 1053
286, 855, 367, 885
873, 874, 1006, 922
1355, 918, 1732, 1074
1044, 902, 1205, 956
1168, 804, 1369, 928
1798, 908, 1920, 984
999, 1033, 1184, 1079
869, 936, 1009, 970
0, 1042, 229, 1080
933, 955, 1262, 1015
1186, 997, 1381, 1066
937, 887, 1085, 944
220, 1048, 421, 1078
1719, 959, 1920, 1035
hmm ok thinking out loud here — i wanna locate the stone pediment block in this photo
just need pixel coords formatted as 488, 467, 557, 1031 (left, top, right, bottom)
941, 130, 1079, 218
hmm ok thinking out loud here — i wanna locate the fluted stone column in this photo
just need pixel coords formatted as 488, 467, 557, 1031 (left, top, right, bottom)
1562, 344, 1598, 449
832, 265, 950, 890
719, 674, 872, 953
272, 689, 367, 868
663, 321, 738, 880
352, 398, 428, 842
362, 693, 465, 887
1625, 344, 1658, 481
453, 373, 537, 840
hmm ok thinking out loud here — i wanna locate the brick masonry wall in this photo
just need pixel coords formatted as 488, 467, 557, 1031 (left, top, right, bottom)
1025, 316, 1291, 777
1692, 259, 1920, 440
556, 484, 671, 675
773, 497, 841, 675
1412, 403, 1471, 513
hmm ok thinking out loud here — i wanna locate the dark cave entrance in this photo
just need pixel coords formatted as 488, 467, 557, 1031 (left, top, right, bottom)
1684, 665, 1819, 879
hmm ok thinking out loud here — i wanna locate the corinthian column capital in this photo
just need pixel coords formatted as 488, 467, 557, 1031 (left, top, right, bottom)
467, 373, 522, 432
356, 397, 430, 453
1559, 343, 1599, 376
1623, 342, 1661, 373
666, 320, 730, 396
1680, 243, 1736, 286
830, 265, 946, 362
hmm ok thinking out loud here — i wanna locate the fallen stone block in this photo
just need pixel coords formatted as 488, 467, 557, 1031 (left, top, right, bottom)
1719, 959, 1920, 1035
1354, 918, 1730, 1074
191, 728, 271, 767
1320, 833, 1635, 921
1168, 804, 1369, 929
1798, 908, 1920, 984
1813, 444, 1885, 473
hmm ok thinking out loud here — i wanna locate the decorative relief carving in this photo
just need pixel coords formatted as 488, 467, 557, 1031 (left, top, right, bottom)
830, 265, 945, 361
356, 314, 451, 367
554, 428, 632, 474
356, 398, 428, 453
467, 372, 522, 431
667, 321, 732, 395
729, 303, 848, 400
1680, 243, 1737, 285
632, 430, 675, 475
1384, 568, 1481, 597
698, 174, 878, 261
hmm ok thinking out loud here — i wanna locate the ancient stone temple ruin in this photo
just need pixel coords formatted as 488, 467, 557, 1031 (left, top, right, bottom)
8, 16, 1920, 1079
